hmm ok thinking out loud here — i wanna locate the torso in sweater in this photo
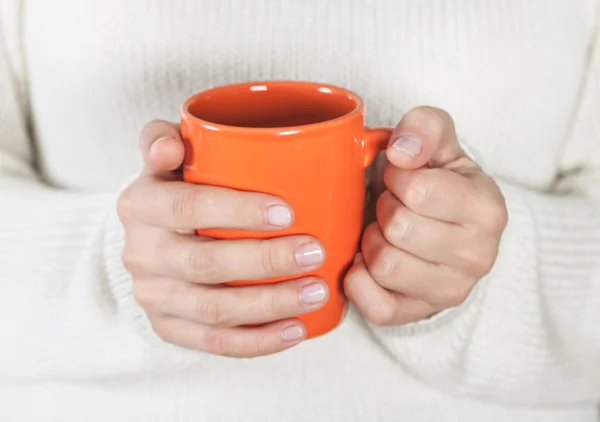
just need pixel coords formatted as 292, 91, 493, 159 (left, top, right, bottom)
25, 0, 593, 190
1, 0, 599, 421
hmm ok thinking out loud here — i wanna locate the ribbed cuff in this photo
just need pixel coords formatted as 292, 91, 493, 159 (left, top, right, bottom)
102, 180, 155, 338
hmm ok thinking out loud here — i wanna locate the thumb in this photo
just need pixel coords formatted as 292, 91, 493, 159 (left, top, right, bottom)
386, 107, 468, 170
139, 119, 185, 176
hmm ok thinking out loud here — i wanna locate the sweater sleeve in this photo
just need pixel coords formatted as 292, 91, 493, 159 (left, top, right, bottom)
366, 18, 600, 406
0, 5, 149, 381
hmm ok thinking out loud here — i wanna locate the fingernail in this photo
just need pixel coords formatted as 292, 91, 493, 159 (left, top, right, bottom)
300, 282, 327, 305
353, 253, 364, 264
295, 243, 324, 267
391, 135, 422, 157
281, 325, 305, 342
150, 137, 173, 154
266, 205, 292, 227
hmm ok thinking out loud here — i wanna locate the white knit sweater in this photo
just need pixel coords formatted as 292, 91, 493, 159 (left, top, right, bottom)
1, 1, 600, 421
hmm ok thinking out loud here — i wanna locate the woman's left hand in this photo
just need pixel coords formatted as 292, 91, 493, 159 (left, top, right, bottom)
345, 106, 508, 326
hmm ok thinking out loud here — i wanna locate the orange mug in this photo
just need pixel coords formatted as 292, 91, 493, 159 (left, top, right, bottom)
180, 81, 391, 339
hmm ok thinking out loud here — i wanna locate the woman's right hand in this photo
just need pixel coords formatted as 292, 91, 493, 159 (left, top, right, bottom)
117, 120, 329, 357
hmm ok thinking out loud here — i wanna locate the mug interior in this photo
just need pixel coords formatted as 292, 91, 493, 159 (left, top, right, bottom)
185, 82, 360, 129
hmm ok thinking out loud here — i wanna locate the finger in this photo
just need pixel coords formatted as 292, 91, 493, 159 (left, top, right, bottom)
147, 137, 185, 175
344, 261, 435, 326
152, 317, 306, 357
370, 151, 388, 198
384, 165, 506, 229
139, 120, 185, 176
120, 180, 294, 231
361, 223, 473, 308
150, 234, 325, 284
376, 191, 498, 275
386, 106, 477, 171
135, 276, 329, 327
384, 165, 477, 224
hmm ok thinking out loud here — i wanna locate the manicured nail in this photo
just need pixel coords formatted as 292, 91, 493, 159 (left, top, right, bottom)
391, 134, 422, 157
281, 324, 305, 342
266, 205, 292, 227
295, 243, 324, 267
300, 282, 327, 306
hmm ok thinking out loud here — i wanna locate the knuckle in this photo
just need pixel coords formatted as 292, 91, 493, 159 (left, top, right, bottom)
474, 256, 495, 277
132, 283, 154, 310
202, 328, 228, 356
456, 235, 498, 277
405, 175, 436, 209
194, 294, 228, 325
486, 202, 509, 234
382, 207, 412, 243
150, 318, 175, 344
428, 106, 455, 130
171, 189, 202, 222
457, 246, 488, 276
343, 266, 364, 301
438, 282, 471, 308
362, 222, 380, 246
369, 247, 402, 280
121, 247, 144, 274
342, 278, 356, 302
366, 302, 396, 326
264, 290, 282, 318
116, 186, 137, 223
249, 335, 272, 357
187, 246, 219, 280
407, 106, 447, 138
260, 240, 289, 276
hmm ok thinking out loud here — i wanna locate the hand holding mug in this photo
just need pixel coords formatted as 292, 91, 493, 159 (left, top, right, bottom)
117, 120, 330, 358
345, 107, 508, 325
120, 82, 393, 357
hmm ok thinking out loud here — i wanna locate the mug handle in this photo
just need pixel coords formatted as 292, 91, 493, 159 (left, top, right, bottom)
362, 127, 393, 167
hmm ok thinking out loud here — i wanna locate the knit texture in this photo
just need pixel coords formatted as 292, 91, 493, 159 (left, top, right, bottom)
1, 1, 600, 421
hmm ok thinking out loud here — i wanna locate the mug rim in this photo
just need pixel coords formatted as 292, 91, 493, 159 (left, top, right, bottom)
180, 80, 364, 135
